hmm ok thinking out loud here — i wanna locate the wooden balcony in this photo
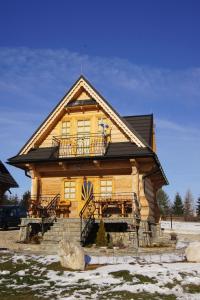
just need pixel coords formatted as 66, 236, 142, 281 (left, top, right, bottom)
93, 193, 139, 218
52, 133, 109, 158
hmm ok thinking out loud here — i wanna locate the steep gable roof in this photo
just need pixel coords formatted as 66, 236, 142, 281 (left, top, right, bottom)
123, 114, 153, 147
0, 161, 18, 188
19, 75, 147, 155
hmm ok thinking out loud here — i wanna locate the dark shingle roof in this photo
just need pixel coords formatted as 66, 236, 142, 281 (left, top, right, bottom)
106, 142, 152, 157
0, 161, 18, 188
7, 143, 167, 185
8, 143, 152, 164
123, 115, 153, 147
8, 147, 58, 163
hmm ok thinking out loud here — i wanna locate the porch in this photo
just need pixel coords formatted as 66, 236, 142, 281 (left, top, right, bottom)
28, 192, 140, 220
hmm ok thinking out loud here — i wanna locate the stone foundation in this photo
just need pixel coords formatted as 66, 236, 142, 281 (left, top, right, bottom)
106, 221, 162, 248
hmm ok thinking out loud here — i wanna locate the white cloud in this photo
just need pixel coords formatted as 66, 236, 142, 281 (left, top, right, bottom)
1, 47, 200, 107
156, 119, 200, 135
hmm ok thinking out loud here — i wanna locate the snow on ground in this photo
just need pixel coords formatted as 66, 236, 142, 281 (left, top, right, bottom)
1, 250, 200, 299
161, 221, 200, 235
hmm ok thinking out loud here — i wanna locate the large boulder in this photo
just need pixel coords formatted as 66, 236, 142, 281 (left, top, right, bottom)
58, 239, 85, 270
185, 242, 200, 262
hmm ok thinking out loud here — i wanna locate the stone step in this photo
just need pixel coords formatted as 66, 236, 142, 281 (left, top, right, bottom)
41, 218, 82, 247
48, 230, 80, 235
45, 228, 80, 233
43, 232, 80, 239
43, 236, 80, 242
43, 234, 80, 241
42, 236, 80, 244
51, 227, 80, 231
50, 224, 80, 229
56, 218, 80, 223
44, 233, 80, 238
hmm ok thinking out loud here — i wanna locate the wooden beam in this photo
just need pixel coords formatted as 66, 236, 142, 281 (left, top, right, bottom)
93, 160, 101, 168
58, 162, 68, 171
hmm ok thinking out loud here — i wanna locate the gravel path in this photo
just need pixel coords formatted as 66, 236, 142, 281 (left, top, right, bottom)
0, 229, 41, 252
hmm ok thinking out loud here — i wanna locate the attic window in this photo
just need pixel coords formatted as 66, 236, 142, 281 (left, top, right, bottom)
77, 120, 90, 135
62, 121, 70, 136
67, 99, 97, 107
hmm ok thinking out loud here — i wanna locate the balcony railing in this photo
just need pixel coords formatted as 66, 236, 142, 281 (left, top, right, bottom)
52, 133, 109, 158
28, 194, 60, 218
93, 192, 139, 218
80, 192, 141, 244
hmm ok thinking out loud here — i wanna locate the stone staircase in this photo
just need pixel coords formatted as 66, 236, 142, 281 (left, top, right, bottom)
40, 218, 81, 254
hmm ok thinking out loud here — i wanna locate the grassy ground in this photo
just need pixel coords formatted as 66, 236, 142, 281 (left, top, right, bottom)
0, 252, 200, 299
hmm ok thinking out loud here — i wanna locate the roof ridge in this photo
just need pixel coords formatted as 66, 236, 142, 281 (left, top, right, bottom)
123, 114, 153, 118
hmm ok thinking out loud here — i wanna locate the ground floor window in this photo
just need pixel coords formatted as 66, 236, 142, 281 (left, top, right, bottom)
64, 181, 76, 200
100, 179, 112, 197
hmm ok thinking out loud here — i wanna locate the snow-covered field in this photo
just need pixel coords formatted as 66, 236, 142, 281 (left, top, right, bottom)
161, 221, 200, 235
1, 250, 200, 299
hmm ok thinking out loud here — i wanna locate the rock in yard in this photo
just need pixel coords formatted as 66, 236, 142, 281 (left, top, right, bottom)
58, 239, 85, 270
176, 240, 190, 250
185, 242, 200, 262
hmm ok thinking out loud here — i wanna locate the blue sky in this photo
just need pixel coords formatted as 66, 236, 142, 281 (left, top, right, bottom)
0, 0, 200, 202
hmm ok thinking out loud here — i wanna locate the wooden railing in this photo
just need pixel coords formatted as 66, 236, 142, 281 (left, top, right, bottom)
28, 194, 60, 218
93, 192, 140, 218
79, 194, 96, 245
52, 133, 109, 157
79, 192, 141, 245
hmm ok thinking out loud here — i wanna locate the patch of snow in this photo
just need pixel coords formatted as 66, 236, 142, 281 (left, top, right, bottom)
33, 254, 59, 264
161, 221, 200, 235
89, 252, 184, 265
12, 254, 27, 263
16, 270, 26, 276
182, 276, 200, 285
0, 270, 10, 275
176, 240, 190, 249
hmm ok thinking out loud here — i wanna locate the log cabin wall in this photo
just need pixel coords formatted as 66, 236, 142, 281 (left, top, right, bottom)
39, 174, 133, 218
140, 177, 156, 222
39, 107, 129, 148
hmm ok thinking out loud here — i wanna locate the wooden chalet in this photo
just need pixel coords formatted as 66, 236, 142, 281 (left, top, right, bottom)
0, 160, 18, 200
8, 75, 168, 246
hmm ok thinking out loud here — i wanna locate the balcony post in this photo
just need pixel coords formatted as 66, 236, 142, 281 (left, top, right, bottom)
130, 159, 139, 200
29, 169, 40, 201
130, 159, 140, 221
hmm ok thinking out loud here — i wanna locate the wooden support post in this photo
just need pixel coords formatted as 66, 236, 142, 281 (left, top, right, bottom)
130, 159, 139, 205
29, 169, 40, 200
121, 203, 125, 217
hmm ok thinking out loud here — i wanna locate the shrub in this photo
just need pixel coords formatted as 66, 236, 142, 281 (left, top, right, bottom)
96, 220, 107, 247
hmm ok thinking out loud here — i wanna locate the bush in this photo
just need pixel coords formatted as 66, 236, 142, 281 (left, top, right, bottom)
115, 237, 125, 249
96, 220, 107, 247
170, 232, 177, 241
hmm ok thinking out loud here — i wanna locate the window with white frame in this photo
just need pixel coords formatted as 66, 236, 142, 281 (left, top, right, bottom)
64, 181, 76, 199
62, 121, 70, 136
77, 120, 91, 154
100, 180, 112, 197
77, 119, 90, 135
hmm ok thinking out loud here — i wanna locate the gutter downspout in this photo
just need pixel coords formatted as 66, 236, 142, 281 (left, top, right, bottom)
25, 170, 31, 178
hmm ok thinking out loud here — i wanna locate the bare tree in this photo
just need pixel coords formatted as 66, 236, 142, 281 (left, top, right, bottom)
184, 189, 194, 221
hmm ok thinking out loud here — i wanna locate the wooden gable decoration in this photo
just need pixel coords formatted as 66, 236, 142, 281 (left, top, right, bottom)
19, 76, 146, 155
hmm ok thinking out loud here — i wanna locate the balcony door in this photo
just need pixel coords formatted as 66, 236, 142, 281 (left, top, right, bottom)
77, 120, 91, 155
